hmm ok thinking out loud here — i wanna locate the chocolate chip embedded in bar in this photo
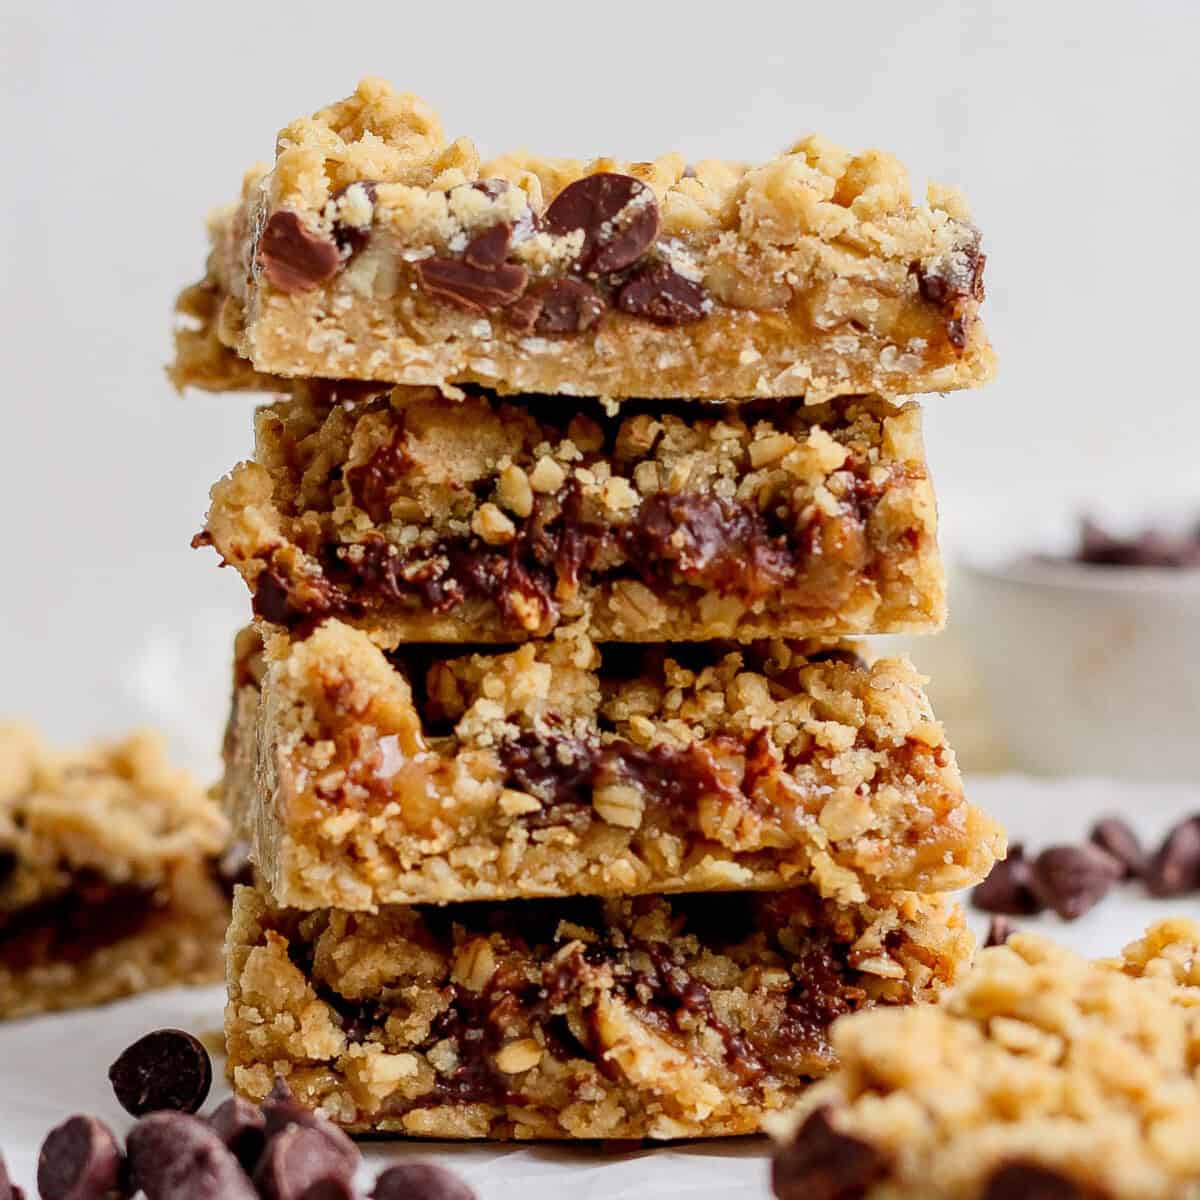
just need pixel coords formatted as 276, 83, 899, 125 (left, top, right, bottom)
220, 620, 1002, 911
0, 724, 230, 1019
225, 881, 972, 1139
771, 920, 1200, 1200
171, 78, 994, 400
201, 388, 947, 644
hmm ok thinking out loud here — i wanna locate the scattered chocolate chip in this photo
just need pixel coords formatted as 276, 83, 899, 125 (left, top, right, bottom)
1145, 816, 1200, 897
109, 1029, 213, 1116
0, 1151, 15, 1200
531, 278, 607, 334
1089, 817, 1147, 880
543, 172, 660, 275
0, 848, 16, 887
261, 1080, 359, 1176
36, 1116, 124, 1200
255, 1126, 355, 1200
982, 1161, 1084, 1200
771, 1106, 889, 1200
127, 1112, 257, 1200
1074, 517, 1200, 569
1031, 845, 1122, 921
464, 223, 513, 269
372, 1162, 477, 1200
984, 915, 1015, 948
209, 1096, 266, 1173
616, 261, 708, 325
414, 257, 529, 313
972, 845, 1043, 916
257, 211, 341, 294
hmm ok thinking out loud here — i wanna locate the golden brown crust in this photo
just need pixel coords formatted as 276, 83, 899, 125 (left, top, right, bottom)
225, 881, 972, 1138
173, 78, 995, 401
221, 620, 1002, 910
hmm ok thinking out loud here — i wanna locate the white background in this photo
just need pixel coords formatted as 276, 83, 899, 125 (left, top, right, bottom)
2, 0, 1199, 769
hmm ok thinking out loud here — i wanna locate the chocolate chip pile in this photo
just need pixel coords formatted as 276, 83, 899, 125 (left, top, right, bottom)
1071, 517, 1200, 568
1, 1028, 476, 1200
973, 814, 1200, 922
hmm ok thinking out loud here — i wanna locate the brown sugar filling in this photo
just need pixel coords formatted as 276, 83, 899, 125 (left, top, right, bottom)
287, 891, 873, 1116
250, 475, 888, 632
0, 870, 163, 971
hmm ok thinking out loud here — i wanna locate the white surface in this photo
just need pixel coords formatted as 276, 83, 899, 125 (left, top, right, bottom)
958, 559, 1200, 779
2, 1, 1200, 761
2, 774, 1199, 1197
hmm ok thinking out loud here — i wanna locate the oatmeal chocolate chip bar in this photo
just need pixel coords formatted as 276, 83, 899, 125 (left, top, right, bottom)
173, 77, 994, 401
226, 881, 971, 1139
202, 385, 944, 643
771, 920, 1200, 1200
223, 620, 1001, 910
0, 723, 231, 1018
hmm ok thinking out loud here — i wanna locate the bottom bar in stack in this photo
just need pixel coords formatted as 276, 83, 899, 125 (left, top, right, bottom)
225, 882, 971, 1139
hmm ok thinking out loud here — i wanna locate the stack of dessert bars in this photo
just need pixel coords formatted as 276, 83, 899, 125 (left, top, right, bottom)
175, 78, 1004, 1139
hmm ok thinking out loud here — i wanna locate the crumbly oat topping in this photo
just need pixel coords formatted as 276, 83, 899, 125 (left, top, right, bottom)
772, 922, 1200, 1199
221, 620, 1001, 911
174, 78, 995, 400
225, 882, 971, 1138
201, 386, 944, 643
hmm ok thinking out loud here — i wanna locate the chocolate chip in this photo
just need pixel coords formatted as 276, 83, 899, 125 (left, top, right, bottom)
257, 211, 341, 294
1145, 816, 1200, 897
255, 1127, 355, 1200
506, 293, 543, 332
209, 1096, 266, 1173
1031, 845, 1122, 920
771, 1106, 889, 1200
109, 1029, 213, 1116
0, 1151, 16, 1200
616, 261, 708, 325
127, 1112, 257, 1200
531, 278, 607, 334
372, 1163, 477, 1200
414, 257, 529, 312
261, 1080, 359, 1176
36, 1116, 124, 1200
972, 845, 1043, 916
0, 847, 16, 887
982, 1162, 1084, 1199
1089, 817, 1146, 880
984, 915, 1015, 948
543, 172, 660, 275
464, 223, 513, 269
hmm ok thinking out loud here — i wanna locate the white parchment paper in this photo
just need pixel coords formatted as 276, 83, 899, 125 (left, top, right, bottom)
2, 774, 1198, 1196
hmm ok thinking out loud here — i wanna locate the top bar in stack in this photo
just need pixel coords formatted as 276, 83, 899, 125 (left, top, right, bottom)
172, 77, 993, 400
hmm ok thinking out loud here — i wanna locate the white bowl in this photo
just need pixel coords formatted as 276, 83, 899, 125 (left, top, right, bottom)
957, 556, 1200, 781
